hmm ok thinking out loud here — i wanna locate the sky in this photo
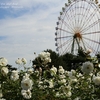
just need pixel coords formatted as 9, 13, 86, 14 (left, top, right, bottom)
0, 0, 68, 67
0, 0, 100, 67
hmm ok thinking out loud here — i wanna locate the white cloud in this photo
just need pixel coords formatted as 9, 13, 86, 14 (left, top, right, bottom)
0, 0, 67, 66
1, 0, 100, 66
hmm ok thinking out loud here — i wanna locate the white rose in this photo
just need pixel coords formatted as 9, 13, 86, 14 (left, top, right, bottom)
23, 73, 30, 80
48, 80, 54, 88
81, 61, 94, 74
46, 52, 50, 57
70, 78, 78, 84
55, 92, 60, 97
58, 79, 66, 84
59, 74, 66, 79
49, 58, 51, 62
39, 52, 45, 60
93, 76, 100, 85
15, 58, 22, 64
39, 52, 51, 64
0, 57, 8, 66
50, 65, 57, 74
74, 97, 81, 100
1, 67, 8, 76
66, 91, 72, 97
10, 70, 19, 81
21, 89, 32, 99
58, 66, 65, 74
68, 70, 76, 79
66, 85, 71, 91
22, 58, 27, 64
97, 72, 100, 77
21, 78, 33, 90
27, 68, 33, 74
0, 90, 3, 98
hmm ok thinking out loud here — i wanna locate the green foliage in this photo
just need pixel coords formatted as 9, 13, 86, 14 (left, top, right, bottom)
1, 50, 100, 100
32, 49, 93, 71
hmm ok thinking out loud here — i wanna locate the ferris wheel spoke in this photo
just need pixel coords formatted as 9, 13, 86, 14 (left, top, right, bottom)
68, 9, 76, 30
82, 31, 100, 35
81, 19, 100, 33
57, 28, 74, 34
56, 36, 72, 39
60, 18, 74, 32
76, 1, 85, 28
96, 38, 100, 54
80, 8, 98, 31
57, 38, 73, 49
64, 2, 78, 30
75, 1, 77, 28
83, 39, 97, 53
78, 1, 85, 28
81, 39, 87, 51
64, 14, 75, 32
77, 7, 80, 27
83, 37, 100, 44
62, 39, 73, 55
79, 2, 91, 30
80, 6, 90, 29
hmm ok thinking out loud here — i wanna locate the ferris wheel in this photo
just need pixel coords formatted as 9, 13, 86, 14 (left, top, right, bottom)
55, 0, 100, 56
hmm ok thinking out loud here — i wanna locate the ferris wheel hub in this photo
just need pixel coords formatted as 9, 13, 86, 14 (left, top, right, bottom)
74, 33, 82, 39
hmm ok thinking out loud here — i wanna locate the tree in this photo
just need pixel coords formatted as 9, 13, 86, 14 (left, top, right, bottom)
32, 49, 93, 71
32, 49, 67, 71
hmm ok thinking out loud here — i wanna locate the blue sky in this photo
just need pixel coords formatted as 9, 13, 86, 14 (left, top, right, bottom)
0, 0, 67, 66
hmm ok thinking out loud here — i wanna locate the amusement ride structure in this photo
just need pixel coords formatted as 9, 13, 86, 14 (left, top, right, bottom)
55, 0, 100, 56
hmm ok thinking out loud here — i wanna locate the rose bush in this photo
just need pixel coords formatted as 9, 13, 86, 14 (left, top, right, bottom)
0, 52, 100, 100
